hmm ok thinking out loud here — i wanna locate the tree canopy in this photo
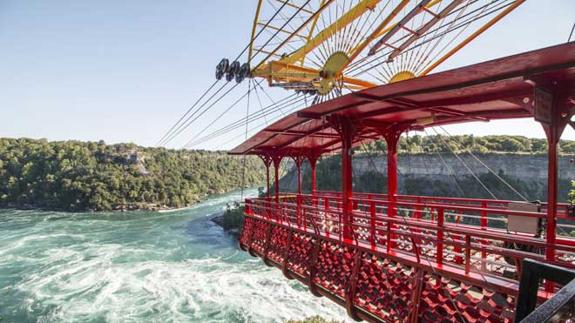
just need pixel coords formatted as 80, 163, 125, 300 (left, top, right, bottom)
0, 138, 265, 211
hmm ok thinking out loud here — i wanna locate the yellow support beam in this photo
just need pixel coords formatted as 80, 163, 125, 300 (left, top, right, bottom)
252, 61, 376, 89
274, 0, 314, 15
347, 0, 410, 64
281, 0, 382, 65
252, 0, 336, 71
300, 0, 328, 66
419, 0, 526, 76
372, 0, 444, 39
388, 0, 464, 61
369, 0, 435, 55
347, 0, 443, 63
249, 0, 264, 62
257, 22, 308, 39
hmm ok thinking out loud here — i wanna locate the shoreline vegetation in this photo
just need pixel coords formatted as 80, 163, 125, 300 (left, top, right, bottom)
0, 137, 265, 212
211, 202, 245, 237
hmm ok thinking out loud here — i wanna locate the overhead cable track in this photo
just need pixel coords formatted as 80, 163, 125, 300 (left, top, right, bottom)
183, 79, 265, 148
186, 93, 308, 148
160, 81, 238, 146
157, 0, 291, 147
185, 93, 304, 148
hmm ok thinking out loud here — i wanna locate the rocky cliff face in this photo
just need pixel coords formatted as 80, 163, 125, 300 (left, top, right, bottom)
279, 153, 575, 202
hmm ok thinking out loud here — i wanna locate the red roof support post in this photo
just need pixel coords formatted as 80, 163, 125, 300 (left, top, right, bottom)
528, 81, 573, 292
272, 154, 283, 203
382, 125, 406, 252
259, 154, 273, 198
292, 154, 305, 229
331, 116, 357, 242
292, 155, 305, 195
533, 81, 573, 291
307, 151, 321, 196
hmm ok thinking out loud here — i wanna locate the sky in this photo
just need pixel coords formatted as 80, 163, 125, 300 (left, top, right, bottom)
0, 0, 574, 149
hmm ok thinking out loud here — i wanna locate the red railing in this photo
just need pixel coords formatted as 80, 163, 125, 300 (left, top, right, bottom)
241, 192, 575, 322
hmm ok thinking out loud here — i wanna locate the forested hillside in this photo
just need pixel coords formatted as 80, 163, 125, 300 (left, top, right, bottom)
0, 138, 265, 211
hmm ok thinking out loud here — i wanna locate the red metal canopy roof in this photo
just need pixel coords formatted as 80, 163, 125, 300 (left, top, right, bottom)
230, 42, 575, 156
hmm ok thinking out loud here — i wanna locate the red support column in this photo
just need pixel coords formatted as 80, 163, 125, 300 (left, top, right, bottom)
308, 153, 320, 195
292, 155, 304, 194
266, 166, 271, 198
382, 126, 405, 252
311, 162, 317, 194
437, 208, 445, 266
272, 155, 283, 203
259, 154, 272, 199
292, 154, 305, 229
297, 165, 302, 194
543, 118, 567, 260
480, 200, 487, 270
535, 85, 570, 268
331, 117, 356, 242
546, 133, 559, 260
383, 128, 402, 216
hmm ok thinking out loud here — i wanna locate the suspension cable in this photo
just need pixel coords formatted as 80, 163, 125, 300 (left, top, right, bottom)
183, 79, 265, 148
346, 0, 494, 73
430, 127, 498, 199
158, 0, 292, 147
159, 81, 232, 146
347, 0, 509, 77
186, 93, 305, 148
212, 94, 309, 150
240, 81, 253, 200
156, 80, 221, 146
438, 126, 529, 201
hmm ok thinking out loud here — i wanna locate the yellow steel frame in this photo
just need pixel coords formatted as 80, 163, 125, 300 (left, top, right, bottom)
280, 0, 381, 65
253, 0, 382, 90
248, 0, 264, 62
300, 0, 328, 66
252, 0, 336, 71
253, 60, 375, 89
346, 0, 410, 64
370, 0, 443, 40
419, 0, 526, 76
250, 0, 524, 92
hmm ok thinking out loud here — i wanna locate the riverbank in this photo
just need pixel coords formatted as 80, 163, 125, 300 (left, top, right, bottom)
0, 189, 240, 213
0, 201, 192, 213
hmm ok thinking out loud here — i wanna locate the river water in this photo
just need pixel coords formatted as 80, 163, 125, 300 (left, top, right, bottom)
0, 189, 349, 323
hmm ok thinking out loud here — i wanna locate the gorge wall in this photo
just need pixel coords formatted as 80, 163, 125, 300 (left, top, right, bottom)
279, 153, 575, 202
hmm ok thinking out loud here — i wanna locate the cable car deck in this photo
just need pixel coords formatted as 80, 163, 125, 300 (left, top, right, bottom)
230, 42, 575, 322
240, 192, 575, 322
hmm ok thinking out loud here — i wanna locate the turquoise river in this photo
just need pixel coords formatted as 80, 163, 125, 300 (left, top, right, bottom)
0, 189, 350, 323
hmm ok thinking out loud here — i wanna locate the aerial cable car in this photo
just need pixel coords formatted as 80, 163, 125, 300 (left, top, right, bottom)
217, 0, 525, 100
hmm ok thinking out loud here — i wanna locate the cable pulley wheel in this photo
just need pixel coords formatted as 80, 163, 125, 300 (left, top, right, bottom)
215, 58, 229, 80
226, 61, 240, 82
235, 63, 251, 83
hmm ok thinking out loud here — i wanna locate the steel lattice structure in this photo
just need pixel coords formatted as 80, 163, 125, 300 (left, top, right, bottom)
218, 0, 525, 102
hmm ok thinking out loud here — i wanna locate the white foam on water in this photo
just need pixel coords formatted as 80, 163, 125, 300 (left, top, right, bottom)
15, 245, 350, 323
